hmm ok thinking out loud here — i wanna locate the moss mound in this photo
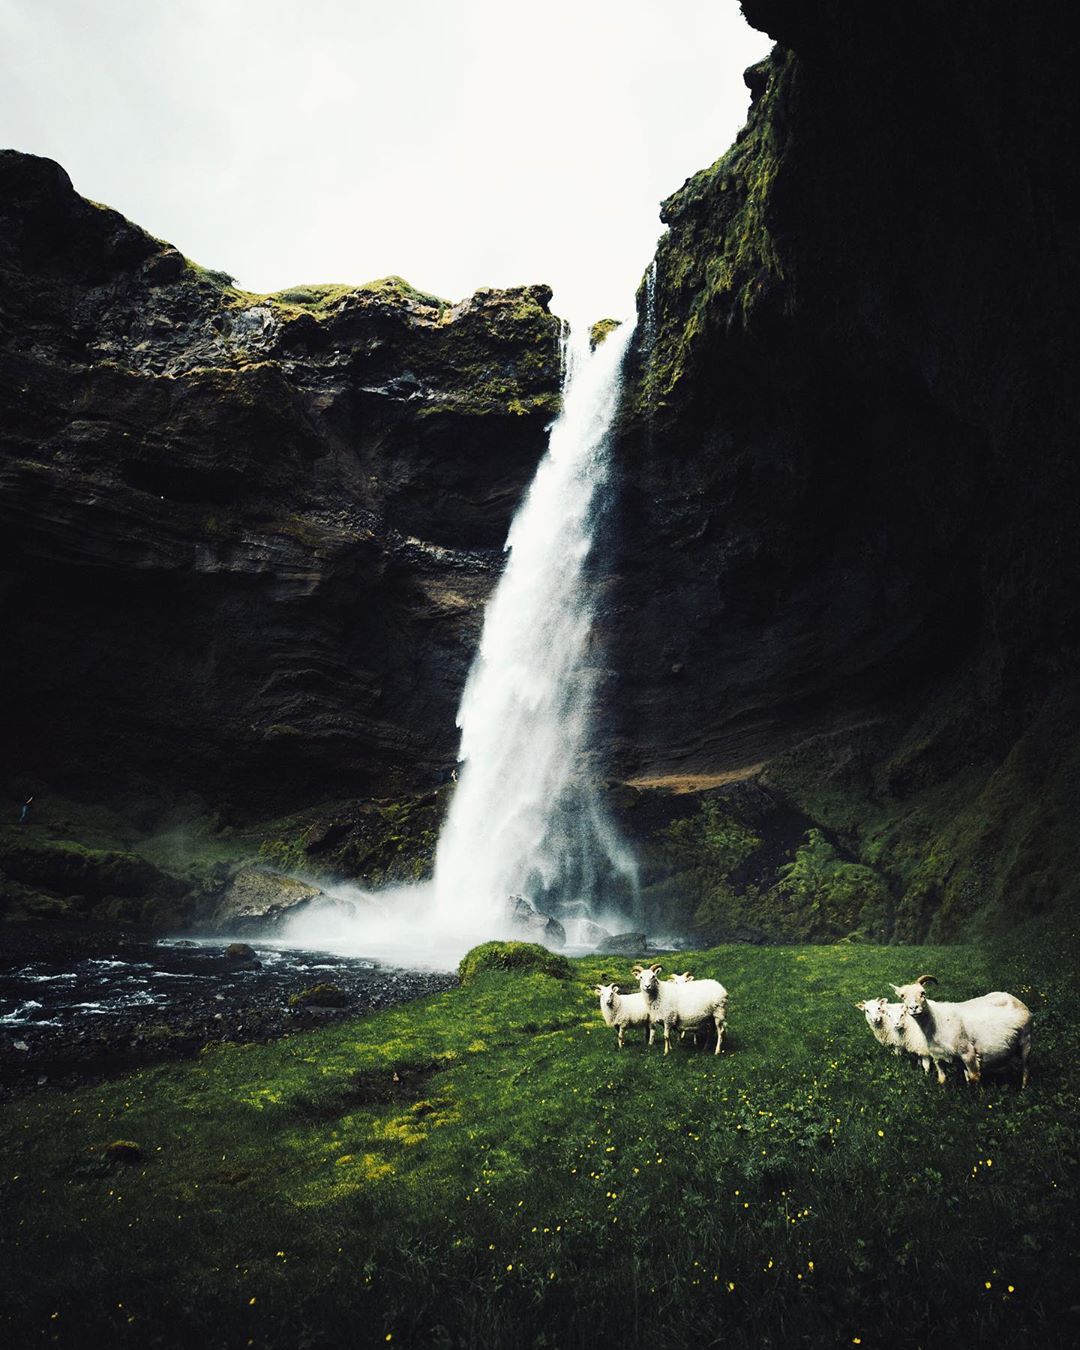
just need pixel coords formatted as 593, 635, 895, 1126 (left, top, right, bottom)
457, 940, 572, 985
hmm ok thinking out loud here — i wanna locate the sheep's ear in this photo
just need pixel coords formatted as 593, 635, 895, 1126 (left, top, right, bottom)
855, 1001, 867, 1011
916, 974, 937, 987
890, 984, 903, 996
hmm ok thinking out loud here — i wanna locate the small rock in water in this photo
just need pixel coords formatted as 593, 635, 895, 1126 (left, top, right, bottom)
596, 932, 648, 955
225, 943, 257, 961
289, 982, 350, 1009
13, 1041, 29, 1052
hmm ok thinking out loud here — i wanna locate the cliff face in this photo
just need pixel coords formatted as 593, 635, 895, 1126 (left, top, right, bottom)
607, 0, 1080, 939
1, 151, 561, 819
6, 0, 1080, 941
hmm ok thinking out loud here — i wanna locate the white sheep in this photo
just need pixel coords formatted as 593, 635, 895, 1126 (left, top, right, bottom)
891, 974, 1032, 1087
594, 982, 653, 1050
668, 972, 718, 1047
855, 997, 907, 1056
633, 963, 728, 1056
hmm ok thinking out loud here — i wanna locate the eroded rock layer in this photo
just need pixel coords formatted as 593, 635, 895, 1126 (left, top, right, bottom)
1, 150, 562, 816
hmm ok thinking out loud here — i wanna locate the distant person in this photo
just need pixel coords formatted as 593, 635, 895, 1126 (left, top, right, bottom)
18, 796, 33, 825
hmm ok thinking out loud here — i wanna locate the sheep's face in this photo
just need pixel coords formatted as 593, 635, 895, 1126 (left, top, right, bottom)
891, 975, 936, 1019
633, 963, 663, 999
595, 983, 618, 1011
890, 1003, 908, 1034
857, 997, 888, 1028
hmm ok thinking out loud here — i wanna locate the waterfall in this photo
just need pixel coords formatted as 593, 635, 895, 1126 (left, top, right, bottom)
643, 259, 658, 354
431, 321, 639, 943
284, 318, 637, 965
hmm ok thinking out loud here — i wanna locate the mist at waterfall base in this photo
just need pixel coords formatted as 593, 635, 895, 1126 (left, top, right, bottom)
283, 322, 640, 969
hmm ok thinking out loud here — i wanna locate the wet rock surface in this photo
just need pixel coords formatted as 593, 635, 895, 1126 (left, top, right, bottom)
213, 868, 324, 930
0, 924, 456, 1101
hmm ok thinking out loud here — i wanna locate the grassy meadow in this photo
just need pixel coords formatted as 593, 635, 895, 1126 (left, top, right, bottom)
1, 927, 1078, 1349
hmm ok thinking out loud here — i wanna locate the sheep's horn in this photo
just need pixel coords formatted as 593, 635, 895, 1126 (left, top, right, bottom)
631, 965, 643, 976
916, 974, 938, 986
650, 963, 662, 973
682, 972, 694, 981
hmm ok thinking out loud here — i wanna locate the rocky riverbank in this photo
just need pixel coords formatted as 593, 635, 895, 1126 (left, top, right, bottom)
0, 924, 456, 1101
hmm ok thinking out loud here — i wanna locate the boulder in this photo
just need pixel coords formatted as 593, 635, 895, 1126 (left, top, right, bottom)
576, 919, 613, 948
595, 931, 648, 955
212, 867, 322, 930
224, 942, 257, 961
506, 895, 567, 948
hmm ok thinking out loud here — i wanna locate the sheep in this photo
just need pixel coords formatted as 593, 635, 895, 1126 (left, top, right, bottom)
668, 972, 699, 1044
633, 963, 728, 1056
891, 974, 1032, 1087
594, 982, 653, 1050
855, 998, 906, 1056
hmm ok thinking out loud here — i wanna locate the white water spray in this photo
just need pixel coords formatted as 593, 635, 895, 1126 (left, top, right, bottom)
432, 321, 639, 941
285, 319, 638, 965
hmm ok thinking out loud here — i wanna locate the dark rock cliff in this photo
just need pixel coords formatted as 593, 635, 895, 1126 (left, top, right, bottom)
6, 0, 1080, 941
1, 150, 562, 823
607, 0, 1080, 939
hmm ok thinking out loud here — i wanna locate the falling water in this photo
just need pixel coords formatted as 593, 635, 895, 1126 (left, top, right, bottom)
285, 318, 638, 965
431, 321, 639, 943
643, 259, 658, 353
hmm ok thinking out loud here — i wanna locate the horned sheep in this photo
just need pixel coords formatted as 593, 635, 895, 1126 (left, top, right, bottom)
890, 974, 1032, 1087
633, 963, 728, 1056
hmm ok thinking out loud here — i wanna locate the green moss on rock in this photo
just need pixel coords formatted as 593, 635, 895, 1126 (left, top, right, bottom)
458, 942, 572, 985
632, 47, 794, 419
589, 318, 621, 350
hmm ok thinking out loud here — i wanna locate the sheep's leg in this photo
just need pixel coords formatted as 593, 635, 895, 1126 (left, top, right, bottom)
663, 1020, 671, 1056
617, 1025, 625, 1050
934, 1059, 947, 1085
1020, 1034, 1031, 1089
920, 1056, 931, 1075
714, 1015, 725, 1055
647, 1023, 655, 1048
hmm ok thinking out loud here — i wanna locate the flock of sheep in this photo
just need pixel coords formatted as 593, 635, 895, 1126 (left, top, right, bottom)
595, 963, 728, 1056
595, 964, 1032, 1086
857, 974, 1032, 1086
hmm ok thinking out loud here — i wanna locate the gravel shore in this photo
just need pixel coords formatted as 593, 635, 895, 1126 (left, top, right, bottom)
0, 923, 457, 1100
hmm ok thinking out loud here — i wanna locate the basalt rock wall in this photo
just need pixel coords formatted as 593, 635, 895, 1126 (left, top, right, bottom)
1, 150, 562, 820
605, 0, 1080, 938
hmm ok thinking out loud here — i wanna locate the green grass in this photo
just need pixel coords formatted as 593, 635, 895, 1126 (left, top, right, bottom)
1, 929, 1077, 1348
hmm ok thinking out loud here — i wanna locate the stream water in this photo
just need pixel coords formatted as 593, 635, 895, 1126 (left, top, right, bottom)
0, 925, 454, 1099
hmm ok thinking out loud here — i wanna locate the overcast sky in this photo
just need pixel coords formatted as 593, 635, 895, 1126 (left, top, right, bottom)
2, 0, 771, 326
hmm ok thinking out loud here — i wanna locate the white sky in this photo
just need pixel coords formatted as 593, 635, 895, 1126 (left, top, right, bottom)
1, 0, 771, 326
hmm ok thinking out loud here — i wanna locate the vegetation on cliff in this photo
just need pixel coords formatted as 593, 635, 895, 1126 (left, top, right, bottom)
611, 2, 1080, 942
